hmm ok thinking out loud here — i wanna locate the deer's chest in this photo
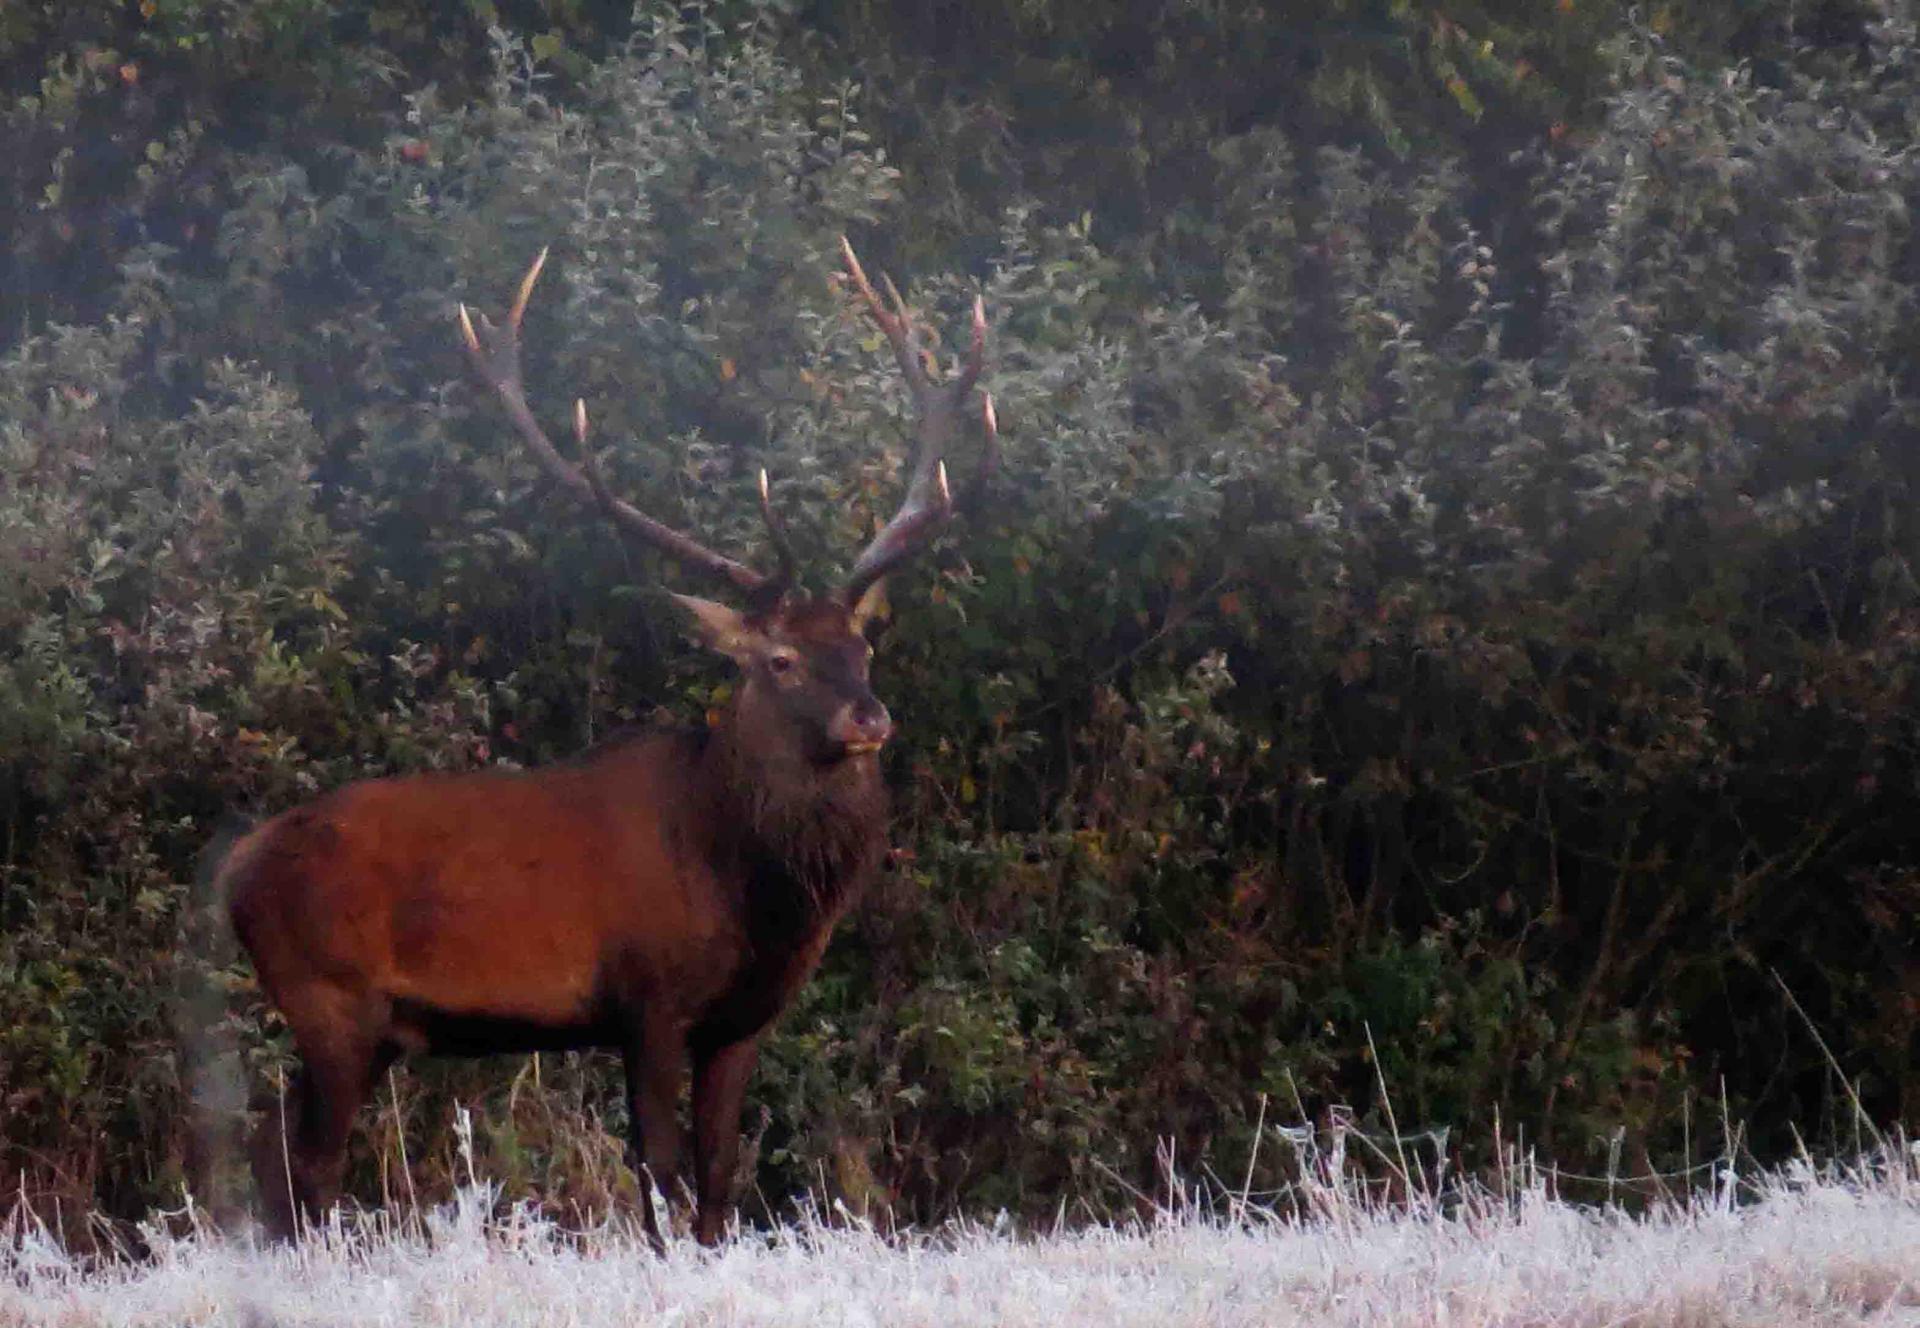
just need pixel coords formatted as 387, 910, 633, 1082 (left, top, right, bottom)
696, 853, 867, 1043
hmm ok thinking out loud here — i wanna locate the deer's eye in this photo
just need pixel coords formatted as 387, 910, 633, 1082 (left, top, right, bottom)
768, 651, 798, 675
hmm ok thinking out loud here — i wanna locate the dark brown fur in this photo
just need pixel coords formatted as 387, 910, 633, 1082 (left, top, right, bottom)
222, 597, 891, 1246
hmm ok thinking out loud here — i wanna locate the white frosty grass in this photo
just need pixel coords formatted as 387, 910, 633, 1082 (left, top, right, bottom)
5, 1153, 1917, 1327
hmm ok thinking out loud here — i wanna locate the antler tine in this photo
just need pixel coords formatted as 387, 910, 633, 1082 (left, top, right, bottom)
458, 251, 776, 599
880, 272, 911, 330
757, 468, 799, 590
510, 246, 548, 326
950, 296, 988, 400
572, 399, 623, 518
841, 461, 954, 603
841, 236, 930, 394
962, 391, 1000, 509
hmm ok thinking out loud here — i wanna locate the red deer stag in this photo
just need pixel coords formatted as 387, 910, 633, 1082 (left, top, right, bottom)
220, 240, 996, 1246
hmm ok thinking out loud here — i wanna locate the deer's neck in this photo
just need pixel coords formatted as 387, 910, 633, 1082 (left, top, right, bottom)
701, 722, 888, 919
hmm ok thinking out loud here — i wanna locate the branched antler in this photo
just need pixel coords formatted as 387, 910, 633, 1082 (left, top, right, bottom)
458, 250, 788, 602
458, 243, 997, 613
838, 237, 998, 606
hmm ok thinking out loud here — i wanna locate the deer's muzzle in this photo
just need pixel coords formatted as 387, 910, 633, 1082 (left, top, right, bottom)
831, 698, 892, 756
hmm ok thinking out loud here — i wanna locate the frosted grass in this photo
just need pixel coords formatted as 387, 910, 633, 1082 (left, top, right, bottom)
5, 1156, 1917, 1327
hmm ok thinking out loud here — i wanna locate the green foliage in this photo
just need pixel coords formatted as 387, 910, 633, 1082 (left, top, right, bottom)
1, 1, 1916, 1236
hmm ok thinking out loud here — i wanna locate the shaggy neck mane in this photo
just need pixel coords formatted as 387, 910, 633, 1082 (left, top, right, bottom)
700, 723, 887, 916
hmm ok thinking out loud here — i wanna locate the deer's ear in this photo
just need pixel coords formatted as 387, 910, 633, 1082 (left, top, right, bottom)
672, 595, 757, 661
848, 578, 889, 635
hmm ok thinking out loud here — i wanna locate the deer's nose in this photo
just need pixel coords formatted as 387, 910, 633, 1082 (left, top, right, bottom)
831, 698, 892, 754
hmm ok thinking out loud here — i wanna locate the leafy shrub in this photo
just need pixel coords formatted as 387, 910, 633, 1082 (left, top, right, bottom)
1, 6, 1915, 1233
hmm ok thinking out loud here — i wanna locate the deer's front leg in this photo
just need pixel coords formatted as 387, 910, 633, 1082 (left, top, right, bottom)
622, 1009, 686, 1251
691, 1035, 761, 1246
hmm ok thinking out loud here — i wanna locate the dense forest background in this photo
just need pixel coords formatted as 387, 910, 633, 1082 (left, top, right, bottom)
0, 0, 1914, 1235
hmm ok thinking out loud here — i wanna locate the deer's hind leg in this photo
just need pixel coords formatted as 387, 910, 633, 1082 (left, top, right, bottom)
251, 979, 393, 1239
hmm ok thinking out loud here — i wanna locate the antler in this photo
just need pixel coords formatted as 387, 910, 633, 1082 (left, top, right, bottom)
838, 237, 998, 607
458, 250, 788, 603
